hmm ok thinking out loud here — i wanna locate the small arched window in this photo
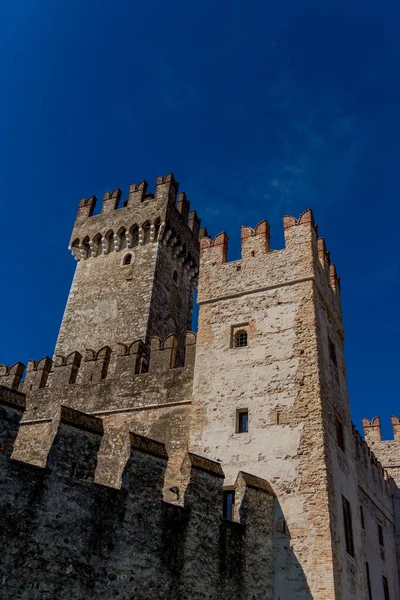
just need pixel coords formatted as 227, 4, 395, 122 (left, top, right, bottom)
123, 253, 132, 266
172, 270, 178, 284
234, 330, 248, 348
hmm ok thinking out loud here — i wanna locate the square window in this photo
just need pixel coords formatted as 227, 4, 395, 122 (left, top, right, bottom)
231, 323, 249, 348
236, 409, 249, 433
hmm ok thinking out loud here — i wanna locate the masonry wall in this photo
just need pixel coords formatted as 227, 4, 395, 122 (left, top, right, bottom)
10, 334, 196, 496
55, 174, 199, 362
0, 388, 275, 600
2, 175, 400, 600
362, 416, 400, 589
190, 215, 334, 599
313, 269, 399, 600
189, 213, 400, 600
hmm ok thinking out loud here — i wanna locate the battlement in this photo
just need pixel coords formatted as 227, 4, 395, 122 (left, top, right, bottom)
71, 173, 201, 265
3, 333, 197, 398
352, 425, 394, 500
362, 416, 400, 443
0, 362, 25, 390
0, 393, 275, 598
198, 210, 341, 312
361, 417, 400, 492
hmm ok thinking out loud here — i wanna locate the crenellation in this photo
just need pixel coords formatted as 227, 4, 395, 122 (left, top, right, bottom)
0, 361, 25, 390
200, 231, 229, 263
77, 194, 97, 220
0, 386, 26, 457
149, 335, 178, 372
102, 187, 122, 214
1, 171, 399, 599
240, 219, 270, 259
362, 416, 382, 443
127, 179, 148, 204
24, 356, 52, 391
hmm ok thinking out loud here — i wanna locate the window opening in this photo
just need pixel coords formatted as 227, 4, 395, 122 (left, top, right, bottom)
336, 419, 345, 452
360, 505, 365, 529
383, 576, 390, 600
172, 270, 178, 284
223, 490, 235, 521
123, 254, 132, 266
378, 523, 384, 547
234, 330, 248, 348
365, 563, 372, 600
342, 495, 354, 556
236, 409, 249, 433
142, 222, 151, 243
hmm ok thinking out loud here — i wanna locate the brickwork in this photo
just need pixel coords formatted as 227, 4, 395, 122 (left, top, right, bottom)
0, 172, 399, 599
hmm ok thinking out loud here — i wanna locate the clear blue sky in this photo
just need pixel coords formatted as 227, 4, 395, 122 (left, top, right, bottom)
1, 1, 399, 437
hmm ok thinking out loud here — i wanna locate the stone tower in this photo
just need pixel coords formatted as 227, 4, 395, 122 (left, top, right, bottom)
55, 173, 200, 366
2, 177, 399, 600
189, 212, 399, 598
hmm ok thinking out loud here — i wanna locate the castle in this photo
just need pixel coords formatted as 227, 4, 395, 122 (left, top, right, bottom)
0, 172, 399, 599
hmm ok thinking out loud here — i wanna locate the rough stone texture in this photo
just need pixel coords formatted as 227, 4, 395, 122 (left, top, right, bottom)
56, 174, 199, 365
0, 395, 274, 600
1, 175, 400, 599
190, 212, 400, 599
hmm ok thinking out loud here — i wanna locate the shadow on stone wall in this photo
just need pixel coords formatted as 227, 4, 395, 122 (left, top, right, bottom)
274, 499, 313, 599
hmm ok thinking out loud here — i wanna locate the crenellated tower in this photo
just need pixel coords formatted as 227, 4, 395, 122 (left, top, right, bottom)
190, 210, 399, 599
2, 177, 400, 600
56, 173, 200, 367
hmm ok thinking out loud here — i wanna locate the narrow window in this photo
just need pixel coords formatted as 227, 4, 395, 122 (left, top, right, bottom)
329, 337, 337, 366
236, 409, 249, 433
154, 218, 161, 241
223, 490, 235, 520
365, 563, 372, 600
383, 576, 390, 600
123, 253, 132, 266
378, 523, 384, 547
342, 495, 355, 557
142, 222, 151, 243
172, 270, 178, 284
69, 365, 79, 385
360, 505, 365, 529
234, 329, 248, 348
336, 419, 345, 452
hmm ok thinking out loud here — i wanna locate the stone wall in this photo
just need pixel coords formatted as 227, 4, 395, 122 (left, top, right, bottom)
189, 210, 400, 599
0, 387, 275, 600
1, 175, 400, 600
56, 174, 199, 363
9, 333, 196, 495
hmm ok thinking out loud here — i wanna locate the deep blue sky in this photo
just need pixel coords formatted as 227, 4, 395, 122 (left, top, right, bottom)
1, 1, 399, 437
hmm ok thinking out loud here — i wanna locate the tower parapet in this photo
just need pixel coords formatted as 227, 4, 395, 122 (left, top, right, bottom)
57, 174, 201, 362
197, 210, 341, 313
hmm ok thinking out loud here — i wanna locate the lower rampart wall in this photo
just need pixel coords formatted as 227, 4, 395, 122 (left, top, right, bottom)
0, 387, 275, 600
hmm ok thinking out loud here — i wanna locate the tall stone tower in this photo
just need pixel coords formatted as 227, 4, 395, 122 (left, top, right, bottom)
55, 173, 200, 366
189, 212, 399, 598
2, 176, 399, 599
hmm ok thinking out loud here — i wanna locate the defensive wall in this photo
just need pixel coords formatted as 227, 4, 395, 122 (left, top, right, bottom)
0, 386, 275, 600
